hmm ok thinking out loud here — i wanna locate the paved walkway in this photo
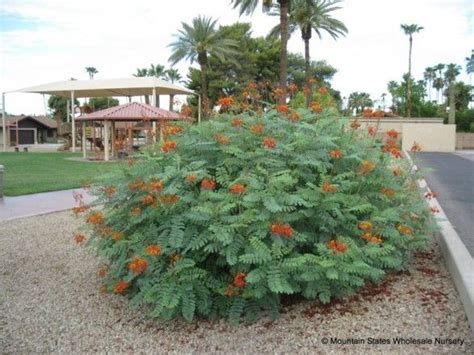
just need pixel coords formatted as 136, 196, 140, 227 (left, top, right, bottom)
414, 151, 474, 256
0, 188, 95, 222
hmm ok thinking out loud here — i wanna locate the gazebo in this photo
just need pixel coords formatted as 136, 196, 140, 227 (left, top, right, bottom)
2, 77, 197, 152
76, 102, 190, 161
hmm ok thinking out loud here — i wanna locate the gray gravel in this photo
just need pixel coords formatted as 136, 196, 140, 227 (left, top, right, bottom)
0, 211, 473, 354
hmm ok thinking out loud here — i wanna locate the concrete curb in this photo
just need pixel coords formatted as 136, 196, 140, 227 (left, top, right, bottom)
406, 151, 474, 331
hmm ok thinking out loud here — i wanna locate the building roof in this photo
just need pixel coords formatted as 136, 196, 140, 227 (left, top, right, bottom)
75, 102, 188, 122
12, 77, 195, 98
5, 115, 57, 128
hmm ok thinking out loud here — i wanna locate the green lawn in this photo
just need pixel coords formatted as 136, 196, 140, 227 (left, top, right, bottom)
0, 152, 121, 196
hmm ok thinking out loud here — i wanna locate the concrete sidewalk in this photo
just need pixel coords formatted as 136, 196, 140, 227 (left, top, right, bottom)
0, 188, 95, 222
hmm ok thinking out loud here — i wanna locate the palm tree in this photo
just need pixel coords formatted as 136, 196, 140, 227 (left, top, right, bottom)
148, 64, 166, 78
400, 24, 423, 117
348, 91, 372, 115
423, 66, 436, 101
133, 68, 150, 104
231, 0, 291, 103
387, 80, 399, 112
466, 50, 473, 108
433, 77, 445, 104
270, 0, 347, 106
85, 67, 98, 80
168, 16, 238, 117
444, 63, 461, 124
165, 68, 182, 111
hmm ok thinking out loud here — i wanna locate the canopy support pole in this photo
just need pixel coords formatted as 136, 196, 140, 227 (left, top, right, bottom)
152, 88, 157, 143
103, 120, 109, 161
198, 95, 201, 124
82, 121, 86, 159
2, 93, 6, 152
111, 121, 116, 158
71, 91, 76, 152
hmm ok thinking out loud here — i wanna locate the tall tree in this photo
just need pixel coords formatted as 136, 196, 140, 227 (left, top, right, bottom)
165, 68, 182, 111
231, 0, 291, 103
423, 66, 436, 101
133, 68, 150, 104
270, 0, 347, 106
169, 16, 238, 118
387, 80, 399, 112
466, 50, 473, 108
148, 64, 166, 78
85, 67, 98, 80
400, 23, 423, 117
444, 63, 461, 124
348, 91, 372, 114
433, 63, 445, 104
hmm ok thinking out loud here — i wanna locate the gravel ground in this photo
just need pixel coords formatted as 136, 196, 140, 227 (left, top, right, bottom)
0, 211, 472, 354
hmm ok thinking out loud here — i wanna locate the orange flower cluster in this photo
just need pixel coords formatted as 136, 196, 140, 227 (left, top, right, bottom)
111, 231, 124, 241
359, 160, 375, 175
128, 179, 145, 192
350, 120, 361, 130
362, 232, 383, 244
231, 118, 244, 127
201, 178, 217, 190
97, 266, 108, 278
397, 225, 413, 236
142, 194, 156, 206
163, 125, 183, 136
215, 134, 231, 145
99, 226, 112, 236
72, 205, 89, 216
186, 174, 197, 183
128, 257, 148, 274
149, 179, 164, 192
161, 140, 177, 153
358, 221, 373, 231
113, 281, 129, 294
170, 254, 182, 264
363, 108, 373, 118
87, 212, 104, 226
270, 223, 294, 238
321, 182, 337, 193
217, 96, 234, 109
430, 207, 440, 214
234, 273, 247, 288
329, 149, 343, 159
380, 187, 396, 197
225, 284, 235, 297
103, 186, 116, 198
288, 83, 298, 94
276, 104, 289, 114
229, 184, 246, 194
411, 142, 422, 152
250, 123, 264, 135
181, 105, 193, 117
424, 191, 437, 200
288, 111, 300, 122
310, 102, 322, 113
146, 244, 161, 256
262, 137, 277, 149
160, 194, 180, 204
327, 240, 348, 253
272, 87, 285, 99
367, 126, 377, 136
130, 207, 141, 216
318, 86, 328, 95
74, 234, 86, 245
386, 129, 399, 139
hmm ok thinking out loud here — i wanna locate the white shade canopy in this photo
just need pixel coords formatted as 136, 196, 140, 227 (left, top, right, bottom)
12, 77, 195, 98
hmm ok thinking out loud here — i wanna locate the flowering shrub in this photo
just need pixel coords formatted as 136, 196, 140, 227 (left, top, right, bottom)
79, 106, 435, 325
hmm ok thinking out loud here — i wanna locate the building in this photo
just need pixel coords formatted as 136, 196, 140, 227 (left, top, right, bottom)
0, 115, 58, 146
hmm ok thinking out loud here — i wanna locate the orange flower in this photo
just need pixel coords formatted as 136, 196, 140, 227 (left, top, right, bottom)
362, 233, 383, 244
234, 273, 247, 288
130, 207, 141, 216
103, 186, 116, 198
215, 134, 231, 145
160, 194, 180, 204
288, 83, 298, 94
74, 234, 86, 245
250, 123, 264, 135
99, 226, 112, 236
380, 187, 396, 197
392, 167, 404, 177
262, 137, 277, 149
329, 149, 343, 159
170, 254, 182, 264
113, 281, 129, 294
386, 129, 398, 139
424, 191, 437, 200
163, 125, 183, 136
97, 266, 108, 278
146, 245, 161, 256
128, 179, 145, 192
229, 184, 246, 194
310, 102, 322, 113
367, 126, 377, 136
430, 207, 440, 214
161, 140, 177, 153
327, 240, 348, 253
272, 87, 285, 99
225, 284, 235, 297
397, 225, 413, 236
390, 147, 403, 159
381, 139, 399, 153
181, 105, 193, 117
87, 212, 104, 226
288, 111, 300, 122
318, 86, 328, 95
308, 78, 317, 85
72, 205, 89, 216
350, 120, 361, 130
128, 257, 148, 274
270, 223, 294, 238
111, 231, 124, 241
359, 160, 375, 175
186, 174, 197, 183
411, 142, 422, 152
201, 178, 217, 190
231, 118, 244, 127
321, 182, 337, 193
148, 179, 164, 192
363, 108, 373, 118
358, 221, 373, 231
276, 104, 289, 114
142, 194, 156, 206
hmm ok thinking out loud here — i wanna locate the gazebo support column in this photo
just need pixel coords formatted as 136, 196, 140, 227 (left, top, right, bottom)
2, 92, 6, 152
111, 121, 116, 158
152, 87, 157, 143
103, 120, 110, 161
82, 121, 87, 159
71, 91, 76, 152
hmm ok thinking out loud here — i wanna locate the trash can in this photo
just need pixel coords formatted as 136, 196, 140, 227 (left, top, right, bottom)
0, 165, 4, 198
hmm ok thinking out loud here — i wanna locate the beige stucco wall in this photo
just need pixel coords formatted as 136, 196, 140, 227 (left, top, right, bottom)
456, 133, 474, 149
401, 123, 456, 152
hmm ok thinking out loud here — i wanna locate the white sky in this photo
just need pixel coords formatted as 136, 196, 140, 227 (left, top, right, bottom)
0, 0, 472, 115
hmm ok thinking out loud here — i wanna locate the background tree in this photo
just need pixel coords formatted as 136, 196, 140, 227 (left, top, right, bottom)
85, 67, 98, 80
232, 0, 291, 103
444, 63, 461, 124
133, 68, 151, 104
47, 95, 79, 136
423, 66, 436, 101
466, 50, 473, 108
433, 63, 445, 103
387, 80, 399, 112
400, 23, 423, 117
347, 91, 372, 114
88, 97, 120, 111
271, 0, 347, 106
164, 68, 182, 111
169, 15, 238, 118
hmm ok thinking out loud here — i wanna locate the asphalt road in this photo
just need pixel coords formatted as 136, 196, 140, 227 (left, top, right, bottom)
413, 152, 474, 256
